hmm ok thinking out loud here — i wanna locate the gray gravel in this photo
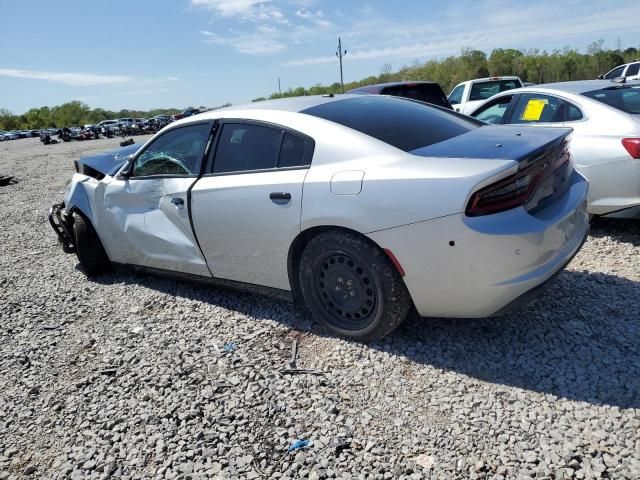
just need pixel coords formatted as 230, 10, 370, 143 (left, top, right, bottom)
1, 137, 639, 479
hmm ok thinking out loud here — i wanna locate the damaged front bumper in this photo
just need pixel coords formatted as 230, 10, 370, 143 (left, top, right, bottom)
49, 202, 75, 253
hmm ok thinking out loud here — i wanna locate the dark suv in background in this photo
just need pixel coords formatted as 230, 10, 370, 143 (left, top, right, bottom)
347, 81, 453, 109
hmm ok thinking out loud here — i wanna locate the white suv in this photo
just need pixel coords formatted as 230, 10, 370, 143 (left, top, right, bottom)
599, 61, 640, 81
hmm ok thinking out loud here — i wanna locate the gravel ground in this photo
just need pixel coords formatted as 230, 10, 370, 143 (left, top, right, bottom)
1, 137, 639, 480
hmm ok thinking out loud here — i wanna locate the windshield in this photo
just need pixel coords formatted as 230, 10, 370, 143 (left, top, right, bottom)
303, 96, 479, 152
469, 80, 521, 101
582, 87, 640, 114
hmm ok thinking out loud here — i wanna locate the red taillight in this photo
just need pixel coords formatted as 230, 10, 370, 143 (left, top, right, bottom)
466, 143, 571, 217
622, 138, 640, 159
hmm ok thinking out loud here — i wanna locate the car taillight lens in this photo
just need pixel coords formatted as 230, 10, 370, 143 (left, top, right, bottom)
622, 138, 640, 159
466, 142, 571, 217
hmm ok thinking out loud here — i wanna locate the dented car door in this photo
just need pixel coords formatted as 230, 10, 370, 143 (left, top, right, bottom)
97, 122, 214, 276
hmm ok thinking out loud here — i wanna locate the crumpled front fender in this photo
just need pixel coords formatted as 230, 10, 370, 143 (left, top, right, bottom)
64, 174, 97, 226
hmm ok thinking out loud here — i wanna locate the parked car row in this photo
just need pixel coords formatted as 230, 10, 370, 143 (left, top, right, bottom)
0, 129, 43, 141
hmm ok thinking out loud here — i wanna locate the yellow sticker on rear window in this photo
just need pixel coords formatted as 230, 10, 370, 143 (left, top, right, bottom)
521, 98, 549, 121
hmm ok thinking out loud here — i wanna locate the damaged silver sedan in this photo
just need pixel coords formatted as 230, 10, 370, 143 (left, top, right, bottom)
51, 95, 589, 341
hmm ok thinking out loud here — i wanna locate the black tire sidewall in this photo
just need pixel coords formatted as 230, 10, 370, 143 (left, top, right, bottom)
299, 230, 410, 341
73, 214, 111, 276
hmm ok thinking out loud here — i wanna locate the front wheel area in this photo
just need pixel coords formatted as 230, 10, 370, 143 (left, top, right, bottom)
298, 230, 412, 342
73, 213, 112, 277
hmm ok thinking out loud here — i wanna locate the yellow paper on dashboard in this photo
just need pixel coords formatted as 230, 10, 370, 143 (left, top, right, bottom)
521, 98, 548, 121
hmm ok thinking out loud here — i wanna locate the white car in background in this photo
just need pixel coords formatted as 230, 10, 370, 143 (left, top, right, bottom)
470, 80, 640, 218
598, 61, 640, 81
448, 76, 523, 114
50, 95, 588, 341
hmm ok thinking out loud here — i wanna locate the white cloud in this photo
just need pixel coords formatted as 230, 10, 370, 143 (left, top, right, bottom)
283, 2, 640, 67
200, 30, 286, 54
0, 68, 133, 86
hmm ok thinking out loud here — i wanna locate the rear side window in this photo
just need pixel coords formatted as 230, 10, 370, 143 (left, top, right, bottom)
302, 96, 479, 152
625, 63, 639, 76
381, 83, 451, 109
212, 123, 312, 174
469, 80, 520, 101
582, 87, 640, 114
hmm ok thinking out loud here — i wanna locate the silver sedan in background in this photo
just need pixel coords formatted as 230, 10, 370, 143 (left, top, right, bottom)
470, 80, 640, 218
50, 95, 589, 341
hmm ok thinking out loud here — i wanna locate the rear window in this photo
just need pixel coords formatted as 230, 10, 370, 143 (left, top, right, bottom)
302, 96, 479, 152
380, 84, 451, 109
582, 87, 640, 114
469, 80, 521, 101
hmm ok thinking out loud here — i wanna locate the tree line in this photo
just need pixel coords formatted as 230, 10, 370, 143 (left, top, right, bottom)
0, 102, 184, 131
252, 42, 639, 101
2, 41, 638, 130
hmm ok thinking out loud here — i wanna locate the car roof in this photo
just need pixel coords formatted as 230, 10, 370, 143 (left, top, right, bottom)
347, 81, 440, 94
469, 76, 520, 82
524, 79, 640, 94
199, 94, 364, 116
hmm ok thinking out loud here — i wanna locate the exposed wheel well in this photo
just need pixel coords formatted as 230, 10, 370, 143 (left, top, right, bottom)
287, 225, 390, 307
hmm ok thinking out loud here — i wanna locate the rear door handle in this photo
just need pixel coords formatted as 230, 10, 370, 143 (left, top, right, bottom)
171, 197, 185, 208
269, 192, 291, 204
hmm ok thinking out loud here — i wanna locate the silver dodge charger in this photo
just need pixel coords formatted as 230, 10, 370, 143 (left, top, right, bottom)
50, 95, 589, 341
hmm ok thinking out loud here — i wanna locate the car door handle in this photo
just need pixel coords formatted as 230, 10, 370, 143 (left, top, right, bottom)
269, 192, 291, 204
171, 197, 185, 208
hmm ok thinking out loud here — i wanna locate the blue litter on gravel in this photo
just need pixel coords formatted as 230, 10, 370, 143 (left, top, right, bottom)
288, 439, 310, 452
223, 342, 237, 352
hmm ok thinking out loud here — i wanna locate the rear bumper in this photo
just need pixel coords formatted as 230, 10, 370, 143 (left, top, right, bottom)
49, 202, 75, 253
368, 170, 589, 318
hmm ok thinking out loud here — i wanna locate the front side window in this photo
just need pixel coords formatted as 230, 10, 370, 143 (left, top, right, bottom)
471, 96, 514, 124
469, 80, 520, 102
604, 66, 625, 79
132, 123, 211, 177
448, 85, 464, 105
508, 94, 566, 124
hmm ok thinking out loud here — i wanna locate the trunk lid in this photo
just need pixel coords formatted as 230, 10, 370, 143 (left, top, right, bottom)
411, 125, 574, 215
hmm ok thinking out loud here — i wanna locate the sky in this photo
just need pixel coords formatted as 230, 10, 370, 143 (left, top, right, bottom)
0, 0, 638, 114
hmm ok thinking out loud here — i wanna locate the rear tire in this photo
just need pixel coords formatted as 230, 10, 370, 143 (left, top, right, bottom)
73, 214, 111, 276
298, 230, 411, 342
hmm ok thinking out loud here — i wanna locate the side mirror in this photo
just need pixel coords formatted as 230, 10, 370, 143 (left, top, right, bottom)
597, 74, 604, 80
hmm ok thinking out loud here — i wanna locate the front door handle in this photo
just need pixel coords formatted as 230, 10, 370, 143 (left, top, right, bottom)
269, 192, 291, 204
171, 197, 185, 209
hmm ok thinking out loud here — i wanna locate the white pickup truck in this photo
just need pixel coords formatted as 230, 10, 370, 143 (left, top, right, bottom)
448, 76, 523, 115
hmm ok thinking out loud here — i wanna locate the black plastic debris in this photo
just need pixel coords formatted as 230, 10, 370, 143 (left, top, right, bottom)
0, 175, 18, 186
120, 139, 135, 147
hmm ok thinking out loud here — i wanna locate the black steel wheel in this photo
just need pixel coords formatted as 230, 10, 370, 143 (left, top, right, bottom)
299, 230, 411, 342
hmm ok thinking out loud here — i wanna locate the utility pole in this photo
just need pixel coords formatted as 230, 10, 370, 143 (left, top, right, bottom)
278, 77, 282, 97
336, 37, 347, 93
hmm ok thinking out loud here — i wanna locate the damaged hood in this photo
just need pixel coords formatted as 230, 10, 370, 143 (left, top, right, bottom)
74, 143, 140, 178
